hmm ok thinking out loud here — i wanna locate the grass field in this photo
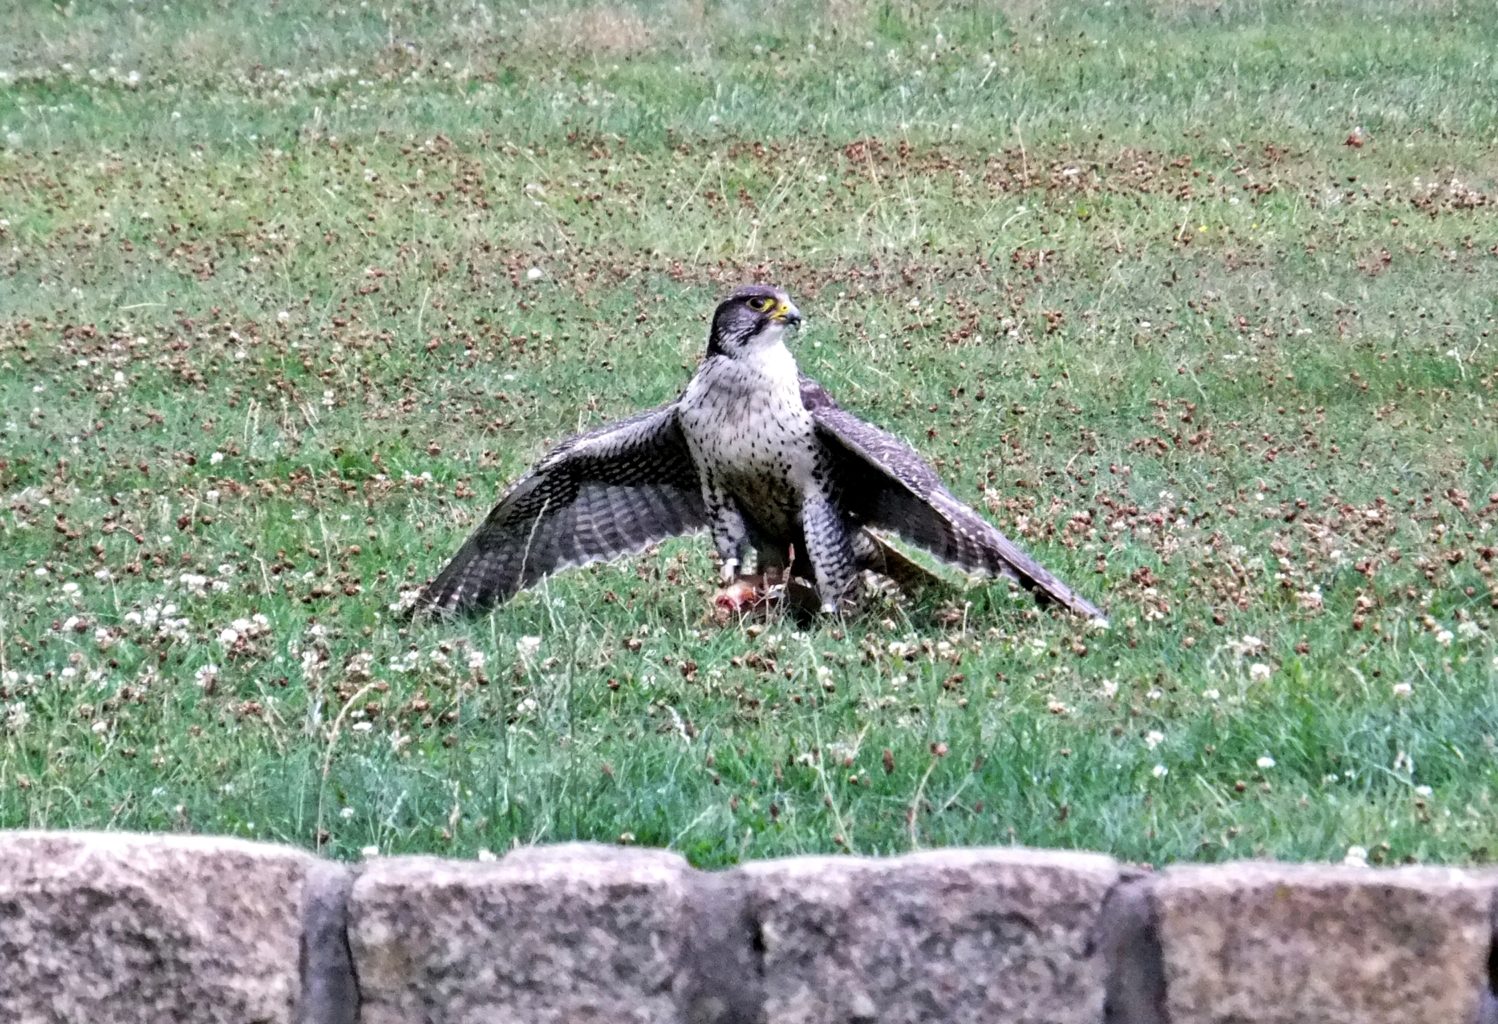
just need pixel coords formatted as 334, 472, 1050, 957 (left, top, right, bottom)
1, 0, 1495, 869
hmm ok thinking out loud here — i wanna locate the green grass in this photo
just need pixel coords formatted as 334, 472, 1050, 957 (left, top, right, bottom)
1, 0, 1495, 869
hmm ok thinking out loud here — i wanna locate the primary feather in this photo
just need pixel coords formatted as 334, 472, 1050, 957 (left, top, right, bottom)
800, 376, 1107, 623
411, 404, 706, 617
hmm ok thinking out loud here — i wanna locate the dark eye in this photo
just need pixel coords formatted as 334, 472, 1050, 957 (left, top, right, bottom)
747, 296, 774, 312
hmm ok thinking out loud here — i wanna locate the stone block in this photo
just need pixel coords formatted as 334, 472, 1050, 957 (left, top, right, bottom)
349, 843, 691, 1024
1155, 862, 1496, 1024
0, 830, 314, 1024
739, 847, 1122, 1024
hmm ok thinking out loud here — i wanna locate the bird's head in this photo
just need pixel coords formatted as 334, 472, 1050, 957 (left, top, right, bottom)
706, 284, 803, 358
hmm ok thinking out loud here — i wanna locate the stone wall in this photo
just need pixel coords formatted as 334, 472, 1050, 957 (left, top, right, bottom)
0, 831, 1493, 1023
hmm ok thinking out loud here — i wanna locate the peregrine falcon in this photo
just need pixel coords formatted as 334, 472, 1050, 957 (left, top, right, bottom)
409, 285, 1107, 624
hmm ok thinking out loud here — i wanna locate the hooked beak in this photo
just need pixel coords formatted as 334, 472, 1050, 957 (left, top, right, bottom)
772, 300, 803, 328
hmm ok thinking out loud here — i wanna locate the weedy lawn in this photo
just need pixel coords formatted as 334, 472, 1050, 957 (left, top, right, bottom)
1, 0, 1495, 867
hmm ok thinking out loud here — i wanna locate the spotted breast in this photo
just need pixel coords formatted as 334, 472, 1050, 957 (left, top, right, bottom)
677, 339, 823, 537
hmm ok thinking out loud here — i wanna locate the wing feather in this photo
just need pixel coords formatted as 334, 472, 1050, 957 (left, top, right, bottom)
801, 375, 1107, 624
410, 402, 707, 617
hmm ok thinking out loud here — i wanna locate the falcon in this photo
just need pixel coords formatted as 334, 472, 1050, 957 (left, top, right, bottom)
408, 285, 1107, 624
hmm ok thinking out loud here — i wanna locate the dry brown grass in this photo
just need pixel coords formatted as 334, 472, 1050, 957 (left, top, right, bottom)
175, 25, 245, 78
518, 4, 656, 58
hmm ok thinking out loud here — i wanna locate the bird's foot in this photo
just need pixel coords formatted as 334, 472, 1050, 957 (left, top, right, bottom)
816, 592, 862, 616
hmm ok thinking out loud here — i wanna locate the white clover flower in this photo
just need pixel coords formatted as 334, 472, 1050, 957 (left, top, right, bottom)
340, 806, 355, 819
360, 846, 380, 858
1434, 629, 1453, 646
1256, 755, 1276, 769
1414, 785, 1433, 797
194, 664, 218, 688
1392, 682, 1413, 698
1151, 764, 1168, 779
1249, 662, 1272, 683
210, 451, 224, 465
1342, 845, 1368, 867
1230, 634, 1265, 656
1202, 688, 1220, 701
297, 646, 318, 672
1144, 730, 1165, 750
525, 266, 543, 281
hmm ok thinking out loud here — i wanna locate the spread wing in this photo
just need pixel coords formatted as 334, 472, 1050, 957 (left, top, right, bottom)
410, 402, 708, 618
801, 376, 1108, 624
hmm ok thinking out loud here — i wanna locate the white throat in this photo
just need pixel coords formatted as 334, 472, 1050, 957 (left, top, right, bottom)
735, 336, 800, 389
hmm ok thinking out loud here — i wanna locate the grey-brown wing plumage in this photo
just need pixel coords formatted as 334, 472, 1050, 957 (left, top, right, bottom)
410, 402, 707, 617
801, 375, 1107, 623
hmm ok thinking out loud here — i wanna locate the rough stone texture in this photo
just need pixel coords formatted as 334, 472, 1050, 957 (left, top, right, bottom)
741, 847, 1121, 1024
0, 830, 313, 1024
349, 842, 692, 1024
297, 860, 359, 1024
1091, 873, 1166, 1024
1156, 862, 1497, 1024
7, 830, 1498, 1024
